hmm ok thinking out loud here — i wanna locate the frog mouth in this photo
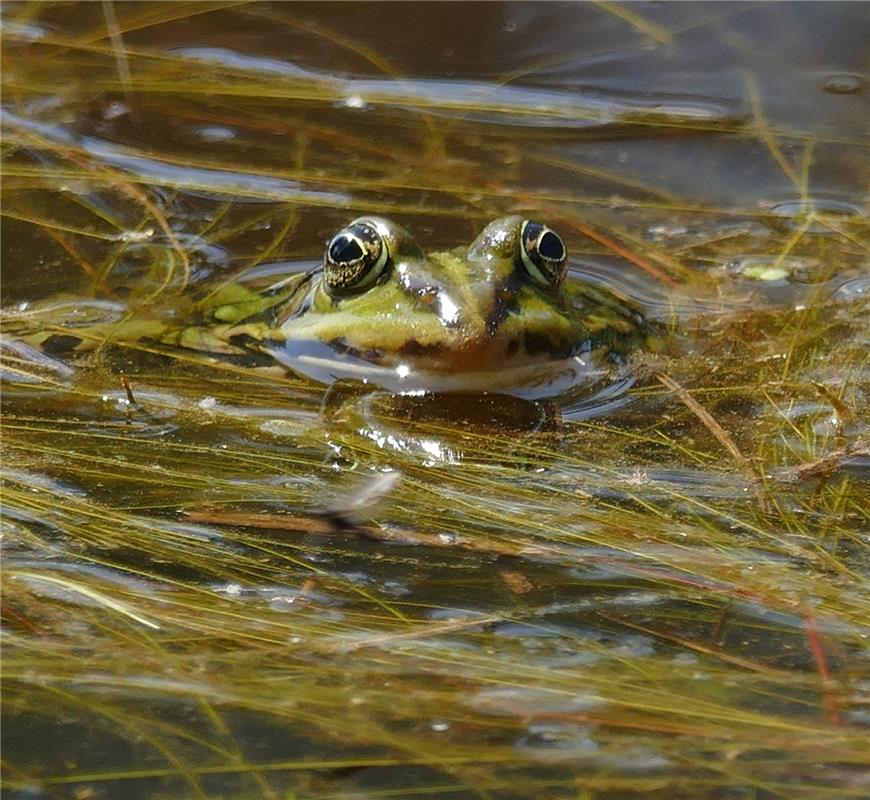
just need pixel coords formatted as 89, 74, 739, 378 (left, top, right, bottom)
327, 332, 580, 372
265, 338, 614, 400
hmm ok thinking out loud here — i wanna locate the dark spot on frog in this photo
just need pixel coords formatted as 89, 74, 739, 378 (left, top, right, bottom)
228, 332, 262, 350
485, 278, 519, 335
328, 338, 386, 364
321, 337, 445, 361
227, 333, 286, 366
400, 339, 445, 357
524, 330, 558, 355
41, 334, 82, 354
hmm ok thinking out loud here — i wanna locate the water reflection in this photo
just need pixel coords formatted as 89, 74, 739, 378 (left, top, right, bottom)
2, 2, 868, 799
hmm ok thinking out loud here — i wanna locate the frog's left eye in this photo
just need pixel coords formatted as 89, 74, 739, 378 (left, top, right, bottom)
519, 220, 567, 288
324, 221, 389, 295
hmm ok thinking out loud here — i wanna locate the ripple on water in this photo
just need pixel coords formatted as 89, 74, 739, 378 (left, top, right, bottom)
766, 196, 864, 234
83, 389, 179, 438
2, 111, 353, 206
6, 561, 164, 629
0, 338, 75, 391
174, 47, 743, 132
517, 723, 671, 770
515, 722, 599, 762
2, 468, 88, 498
215, 581, 336, 611
1, 20, 50, 42
820, 73, 865, 95
467, 686, 607, 718
5, 298, 127, 328
833, 276, 870, 302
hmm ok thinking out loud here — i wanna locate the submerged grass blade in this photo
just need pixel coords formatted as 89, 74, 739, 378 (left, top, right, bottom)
2, 3, 868, 798
9, 571, 161, 630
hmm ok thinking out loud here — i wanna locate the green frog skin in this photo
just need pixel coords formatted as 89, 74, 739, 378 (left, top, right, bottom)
28, 216, 658, 399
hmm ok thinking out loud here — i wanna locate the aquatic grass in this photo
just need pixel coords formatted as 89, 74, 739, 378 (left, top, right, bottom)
2, 2, 869, 798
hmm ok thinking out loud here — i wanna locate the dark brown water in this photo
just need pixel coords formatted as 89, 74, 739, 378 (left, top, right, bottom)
2, 3, 868, 799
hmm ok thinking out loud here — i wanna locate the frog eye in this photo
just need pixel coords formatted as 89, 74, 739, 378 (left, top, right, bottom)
519, 220, 567, 288
323, 221, 389, 295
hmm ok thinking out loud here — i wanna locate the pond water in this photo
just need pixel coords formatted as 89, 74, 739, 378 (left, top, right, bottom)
2, 3, 868, 799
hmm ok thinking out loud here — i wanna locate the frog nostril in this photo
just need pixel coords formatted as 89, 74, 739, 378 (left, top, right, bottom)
497, 285, 515, 302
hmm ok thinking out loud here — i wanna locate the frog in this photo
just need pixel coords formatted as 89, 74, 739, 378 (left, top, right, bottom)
17, 216, 660, 400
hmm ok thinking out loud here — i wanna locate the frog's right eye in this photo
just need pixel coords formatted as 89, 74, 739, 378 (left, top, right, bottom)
323, 222, 389, 296
519, 220, 567, 289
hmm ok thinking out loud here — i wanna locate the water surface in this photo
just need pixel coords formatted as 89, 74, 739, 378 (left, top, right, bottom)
2, 3, 868, 799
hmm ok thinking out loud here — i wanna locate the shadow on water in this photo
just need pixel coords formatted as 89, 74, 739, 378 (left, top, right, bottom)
2, 2, 869, 799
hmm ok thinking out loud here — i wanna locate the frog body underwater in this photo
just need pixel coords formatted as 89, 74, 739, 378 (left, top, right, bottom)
23, 216, 660, 399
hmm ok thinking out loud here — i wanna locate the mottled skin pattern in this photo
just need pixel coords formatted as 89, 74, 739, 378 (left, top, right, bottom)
215, 216, 650, 363
25, 217, 658, 396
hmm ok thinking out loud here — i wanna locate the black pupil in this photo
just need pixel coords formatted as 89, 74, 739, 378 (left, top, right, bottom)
330, 235, 364, 265
539, 230, 564, 261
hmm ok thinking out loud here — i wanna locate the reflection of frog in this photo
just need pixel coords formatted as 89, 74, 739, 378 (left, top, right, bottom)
28, 217, 660, 399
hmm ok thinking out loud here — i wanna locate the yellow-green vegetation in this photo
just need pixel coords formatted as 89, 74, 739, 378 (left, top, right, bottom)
1, 3, 868, 799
